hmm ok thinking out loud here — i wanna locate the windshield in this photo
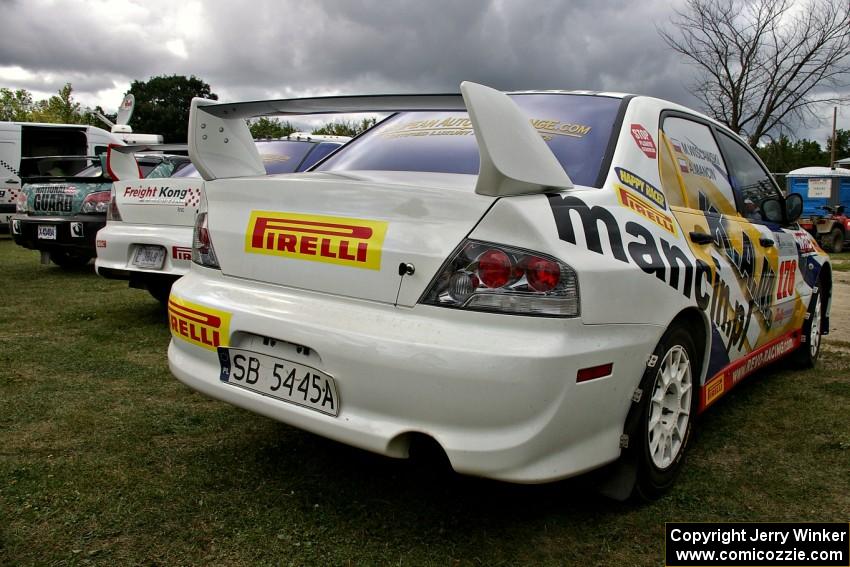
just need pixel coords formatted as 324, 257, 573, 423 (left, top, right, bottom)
317, 93, 623, 187
172, 140, 342, 178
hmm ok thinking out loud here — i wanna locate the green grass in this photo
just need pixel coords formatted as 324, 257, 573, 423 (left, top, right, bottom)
829, 251, 850, 271
1, 236, 849, 566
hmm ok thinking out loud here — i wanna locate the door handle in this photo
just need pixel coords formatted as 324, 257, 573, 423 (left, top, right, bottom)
689, 231, 714, 245
4, 179, 19, 184
759, 237, 774, 247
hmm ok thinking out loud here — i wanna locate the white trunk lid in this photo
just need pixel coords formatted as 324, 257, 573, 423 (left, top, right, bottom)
114, 178, 204, 226
206, 171, 496, 306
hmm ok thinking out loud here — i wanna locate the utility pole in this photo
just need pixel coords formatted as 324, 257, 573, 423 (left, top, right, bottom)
830, 106, 837, 169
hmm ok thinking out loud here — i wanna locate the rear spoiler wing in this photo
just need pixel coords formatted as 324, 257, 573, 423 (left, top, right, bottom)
106, 143, 189, 181
188, 81, 572, 196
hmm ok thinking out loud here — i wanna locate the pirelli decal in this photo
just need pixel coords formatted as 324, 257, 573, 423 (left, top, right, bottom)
616, 186, 678, 235
245, 211, 389, 270
699, 330, 801, 411
168, 296, 231, 351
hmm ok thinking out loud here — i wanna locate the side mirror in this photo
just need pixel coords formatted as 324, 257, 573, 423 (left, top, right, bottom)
785, 193, 803, 223
761, 197, 784, 223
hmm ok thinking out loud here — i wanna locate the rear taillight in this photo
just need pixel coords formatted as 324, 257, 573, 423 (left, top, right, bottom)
421, 240, 579, 317
15, 192, 29, 213
81, 191, 110, 214
192, 211, 220, 269
107, 186, 122, 221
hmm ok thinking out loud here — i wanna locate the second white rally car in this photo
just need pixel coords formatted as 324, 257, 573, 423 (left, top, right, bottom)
95, 135, 350, 302
167, 83, 831, 499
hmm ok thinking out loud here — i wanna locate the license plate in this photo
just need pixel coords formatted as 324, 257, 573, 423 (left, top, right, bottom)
37, 225, 56, 239
132, 245, 166, 269
218, 348, 339, 416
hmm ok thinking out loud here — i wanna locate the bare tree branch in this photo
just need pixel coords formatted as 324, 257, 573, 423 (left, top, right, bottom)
659, 0, 850, 147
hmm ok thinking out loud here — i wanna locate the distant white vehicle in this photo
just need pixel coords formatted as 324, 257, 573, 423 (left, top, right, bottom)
1, 95, 161, 230
0, 122, 125, 230
95, 135, 349, 302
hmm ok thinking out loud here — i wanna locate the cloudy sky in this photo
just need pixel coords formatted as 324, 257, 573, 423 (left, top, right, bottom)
0, 0, 844, 143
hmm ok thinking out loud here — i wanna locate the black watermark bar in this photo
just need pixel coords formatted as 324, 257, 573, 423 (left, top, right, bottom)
666, 523, 849, 566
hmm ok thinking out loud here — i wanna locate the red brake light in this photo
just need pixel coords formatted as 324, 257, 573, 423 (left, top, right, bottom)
421, 240, 580, 317
478, 249, 512, 288
525, 256, 560, 292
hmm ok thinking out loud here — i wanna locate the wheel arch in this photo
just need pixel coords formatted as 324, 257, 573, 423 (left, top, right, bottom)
595, 306, 710, 501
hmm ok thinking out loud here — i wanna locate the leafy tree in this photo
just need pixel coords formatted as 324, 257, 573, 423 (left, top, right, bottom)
127, 75, 217, 143
0, 88, 34, 121
660, 0, 850, 147
28, 83, 83, 124
826, 128, 850, 162
312, 117, 377, 137
756, 135, 826, 173
249, 117, 295, 139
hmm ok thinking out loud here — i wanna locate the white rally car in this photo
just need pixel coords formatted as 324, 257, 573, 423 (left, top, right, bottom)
167, 83, 831, 499
95, 135, 350, 302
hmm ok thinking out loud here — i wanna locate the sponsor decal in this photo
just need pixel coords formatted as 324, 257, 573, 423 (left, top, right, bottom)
548, 194, 769, 353
245, 211, 389, 270
168, 296, 230, 351
792, 230, 817, 255
70, 222, 84, 238
700, 194, 776, 329
96, 239, 107, 248
172, 246, 192, 260
700, 331, 800, 410
379, 116, 592, 142
704, 375, 725, 406
616, 187, 677, 235
64, 186, 77, 195
615, 167, 667, 210
32, 185, 73, 213
677, 157, 689, 174
122, 185, 202, 206
630, 124, 657, 158
11, 219, 21, 234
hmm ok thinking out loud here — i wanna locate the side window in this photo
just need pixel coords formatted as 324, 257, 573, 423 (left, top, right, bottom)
715, 131, 782, 223
659, 116, 737, 215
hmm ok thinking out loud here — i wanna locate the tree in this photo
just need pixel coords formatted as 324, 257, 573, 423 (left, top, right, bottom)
249, 117, 295, 139
826, 128, 850, 162
127, 75, 217, 143
312, 117, 377, 137
756, 135, 825, 172
660, 0, 850, 147
0, 88, 34, 121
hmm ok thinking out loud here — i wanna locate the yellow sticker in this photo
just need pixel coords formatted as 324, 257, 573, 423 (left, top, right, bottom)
616, 186, 678, 235
245, 211, 389, 271
704, 375, 725, 406
168, 295, 231, 351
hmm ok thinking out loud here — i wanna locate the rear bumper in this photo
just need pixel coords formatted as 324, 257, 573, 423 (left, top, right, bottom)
10, 214, 104, 256
168, 268, 663, 483
0, 204, 14, 227
95, 222, 193, 280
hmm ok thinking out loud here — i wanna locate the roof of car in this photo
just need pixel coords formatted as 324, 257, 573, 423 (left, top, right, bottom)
788, 166, 850, 177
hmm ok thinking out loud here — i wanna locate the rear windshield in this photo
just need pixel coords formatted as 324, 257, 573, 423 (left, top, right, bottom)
316, 94, 623, 187
172, 140, 338, 178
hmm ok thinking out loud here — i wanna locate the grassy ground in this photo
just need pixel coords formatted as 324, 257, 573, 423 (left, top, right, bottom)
1, 236, 848, 566
830, 251, 850, 271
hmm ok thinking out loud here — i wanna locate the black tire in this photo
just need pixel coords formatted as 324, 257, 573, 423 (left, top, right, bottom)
146, 279, 174, 305
632, 325, 699, 500
49, 251, 92, 269
792, 280, 825, 368
826, 227, 844, 252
